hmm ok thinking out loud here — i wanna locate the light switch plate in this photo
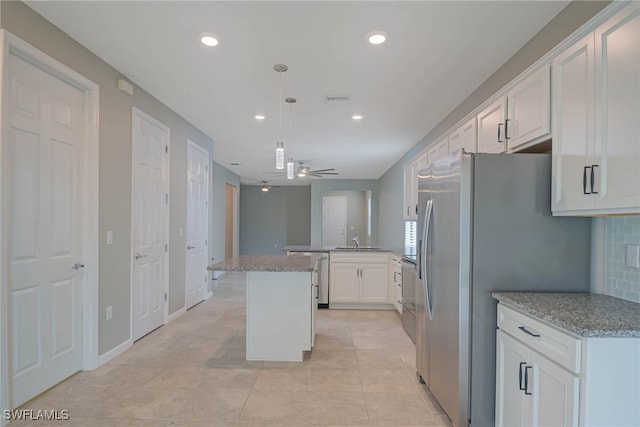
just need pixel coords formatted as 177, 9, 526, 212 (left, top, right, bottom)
106, 231, 113, 245
626, 244, 640, 269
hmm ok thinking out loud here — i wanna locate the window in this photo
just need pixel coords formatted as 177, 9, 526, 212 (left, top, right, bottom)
404, 220, 417, 256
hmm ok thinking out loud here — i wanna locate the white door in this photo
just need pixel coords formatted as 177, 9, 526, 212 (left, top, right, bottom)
359, 263, 389, 303
428, 137, 449, 164
131, 108, 169, 341
594, 3, 640, 211
506, 64, 551, 150
185, 142, 209, 309
7, 54, 84, 407
495, 330, 529, 427
449, 118, 477, 154
529, 351, 579, 427
321, 196, 347, 246
551, 33, 595, 213
477, 97, 507, 153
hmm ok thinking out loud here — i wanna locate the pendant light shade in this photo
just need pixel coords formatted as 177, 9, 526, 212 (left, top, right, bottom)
274, 64, 288, 170
275, 141, 284, 170
287, 158, 295, 180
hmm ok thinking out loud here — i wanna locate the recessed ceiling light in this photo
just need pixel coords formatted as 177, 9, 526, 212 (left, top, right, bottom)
368, 32, 387, 45
352, 115, 364, 120
255, 115, 265, 120
200, 34, 219, 47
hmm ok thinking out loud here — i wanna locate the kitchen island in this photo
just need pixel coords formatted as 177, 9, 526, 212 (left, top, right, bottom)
208, 255, 318, 362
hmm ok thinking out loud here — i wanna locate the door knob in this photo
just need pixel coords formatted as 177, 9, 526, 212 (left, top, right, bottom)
134, 253, 147, 260
187, 245, 195, 250
72, 263, 85, 271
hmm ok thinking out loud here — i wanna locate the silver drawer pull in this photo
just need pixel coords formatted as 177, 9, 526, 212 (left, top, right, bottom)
518, 326, 541, 338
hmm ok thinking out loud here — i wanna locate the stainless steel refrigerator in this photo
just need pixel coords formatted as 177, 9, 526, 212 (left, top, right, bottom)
415, 151, 591, 427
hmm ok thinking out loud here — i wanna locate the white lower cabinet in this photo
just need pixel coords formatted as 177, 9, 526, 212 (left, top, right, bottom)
330, 253, 390, 306
496, 304, 639, 427
389, 255, 402, 313
496, 330, 579, 427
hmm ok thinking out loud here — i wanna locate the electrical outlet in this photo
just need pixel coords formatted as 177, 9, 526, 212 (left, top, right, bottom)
106, 306, 113, 320
626, 244, 640, 269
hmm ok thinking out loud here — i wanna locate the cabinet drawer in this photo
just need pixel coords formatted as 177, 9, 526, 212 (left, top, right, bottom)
497, 304, 581, 374
330, 253, 389, 264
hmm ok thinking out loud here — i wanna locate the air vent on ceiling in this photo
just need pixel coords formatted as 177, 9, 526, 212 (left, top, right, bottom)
325, 95, 350, 104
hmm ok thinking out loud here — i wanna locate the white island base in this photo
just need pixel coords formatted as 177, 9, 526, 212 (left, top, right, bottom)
246, 271, 316, 362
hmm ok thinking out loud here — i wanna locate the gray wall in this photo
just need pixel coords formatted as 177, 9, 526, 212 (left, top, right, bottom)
310, 180, 379, 246
239, 185, 311, 255
1, 1, 220, 355
377, 0, 611, 253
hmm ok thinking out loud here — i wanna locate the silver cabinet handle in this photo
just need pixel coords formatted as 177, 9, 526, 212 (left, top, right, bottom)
72, 263, 85, 271
187, 245, 195, 250
134, 253, 147, 260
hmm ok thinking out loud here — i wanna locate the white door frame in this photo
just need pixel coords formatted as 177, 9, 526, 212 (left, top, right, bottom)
130, 107, 170, 341
0, 30, 100, 416
185, 140, 209, 307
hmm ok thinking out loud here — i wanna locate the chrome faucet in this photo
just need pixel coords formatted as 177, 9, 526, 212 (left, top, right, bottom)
352, 233, 360, 248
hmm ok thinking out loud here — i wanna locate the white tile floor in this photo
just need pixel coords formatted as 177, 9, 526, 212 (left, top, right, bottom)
13, 271, 451, 426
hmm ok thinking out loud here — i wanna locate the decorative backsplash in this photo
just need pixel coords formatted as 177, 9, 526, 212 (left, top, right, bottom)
605, 216, 640, 303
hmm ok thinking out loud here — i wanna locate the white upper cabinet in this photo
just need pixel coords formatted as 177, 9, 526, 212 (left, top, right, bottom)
477, 65, 551, 154
593, 2, 640, 212
428, 136, 449, 164
403, 159, 419, 220
506, 64, 551, 150
477, 96, 507, 153
551, 33, 595, 213
449, 118, 477, 154
553, 2, 640, 215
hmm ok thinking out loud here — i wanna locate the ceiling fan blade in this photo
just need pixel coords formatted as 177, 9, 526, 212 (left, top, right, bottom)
309, 168, 336, 173
262, 171, 286, 175
316, 172, 339, 175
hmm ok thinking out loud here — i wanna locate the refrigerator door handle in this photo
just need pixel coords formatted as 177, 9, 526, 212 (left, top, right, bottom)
422, 199, 434, 320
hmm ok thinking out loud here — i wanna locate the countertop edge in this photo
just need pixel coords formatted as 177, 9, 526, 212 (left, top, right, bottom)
493, 292, 640, 339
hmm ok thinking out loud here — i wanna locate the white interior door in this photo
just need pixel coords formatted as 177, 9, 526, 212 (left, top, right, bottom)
131, 108, 169, 341
7, 53, 84, 407
185, 141, 209, 309
322, 196, 347, 246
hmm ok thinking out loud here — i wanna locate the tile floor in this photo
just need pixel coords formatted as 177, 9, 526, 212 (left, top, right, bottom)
13, 272, 451, 426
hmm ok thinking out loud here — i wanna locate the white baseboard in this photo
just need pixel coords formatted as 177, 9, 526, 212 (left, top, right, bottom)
205, 291, 213, 300
167, 307, 186, 323
97, 339, 132, 367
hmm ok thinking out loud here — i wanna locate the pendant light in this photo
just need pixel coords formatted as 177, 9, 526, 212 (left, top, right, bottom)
285, 96, 297, 180
274, 64, 288, 169
287, 157, 295, 180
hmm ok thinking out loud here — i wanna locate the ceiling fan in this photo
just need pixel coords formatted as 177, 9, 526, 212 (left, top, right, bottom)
259, 180, 281, 192
264, 161, 339, 179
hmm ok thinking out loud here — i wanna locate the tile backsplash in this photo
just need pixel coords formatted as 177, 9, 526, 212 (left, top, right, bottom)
605, 216, 640, 303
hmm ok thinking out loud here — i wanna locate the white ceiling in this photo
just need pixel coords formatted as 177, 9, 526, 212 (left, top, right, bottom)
25, 1, 569, 185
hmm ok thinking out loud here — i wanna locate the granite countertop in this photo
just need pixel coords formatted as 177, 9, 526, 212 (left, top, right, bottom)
283, 245, 336, 253
208, 255, 316, 272
493, 292, 640, 338
283, 245, 391, 253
